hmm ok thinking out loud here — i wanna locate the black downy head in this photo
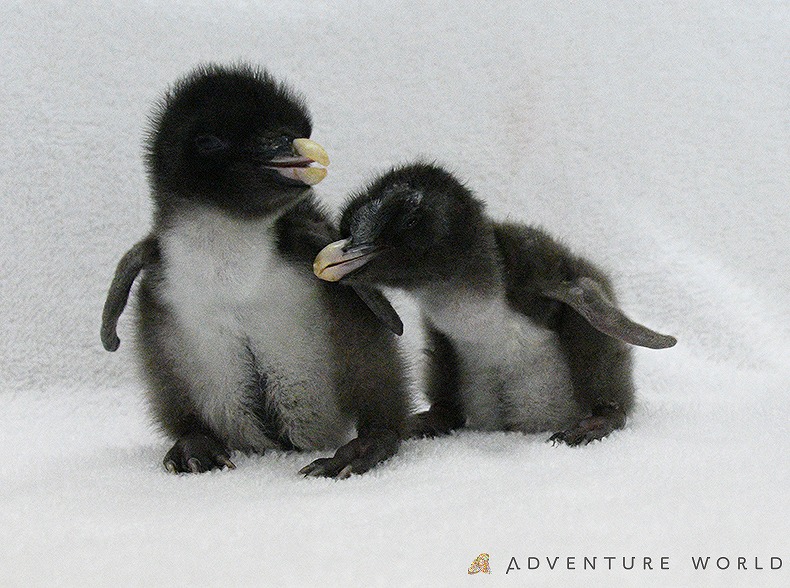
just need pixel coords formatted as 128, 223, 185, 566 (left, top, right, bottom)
146, 63, 329, 217
314, 162, 494, 291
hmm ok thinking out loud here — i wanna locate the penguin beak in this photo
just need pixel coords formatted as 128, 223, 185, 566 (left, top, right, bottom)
314, 238, 383, 282
264, 138, 329, 186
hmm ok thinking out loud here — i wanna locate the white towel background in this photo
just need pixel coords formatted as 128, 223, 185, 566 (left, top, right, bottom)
1, 1, 788, 586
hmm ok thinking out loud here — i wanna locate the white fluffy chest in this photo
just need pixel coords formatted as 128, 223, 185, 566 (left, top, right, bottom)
422, 292, 581, 432
161, 210, 292, 309
424, 294, 548, 363
156, 207, 348, 450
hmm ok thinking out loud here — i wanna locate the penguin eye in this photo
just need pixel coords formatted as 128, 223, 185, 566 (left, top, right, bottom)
194, 134, 228, 155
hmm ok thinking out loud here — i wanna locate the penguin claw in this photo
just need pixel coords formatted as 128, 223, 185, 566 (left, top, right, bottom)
299, 460, 329, 477
547, 431, 565, 446
335, 465, 354, 480
217, 456, 236, 470
164, 460, 178, 474
187, 458, 201, 473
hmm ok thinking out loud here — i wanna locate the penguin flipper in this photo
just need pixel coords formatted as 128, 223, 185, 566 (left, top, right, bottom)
351, 285, 404, 336
541, 277, 677, 350
101, 236, 159, 351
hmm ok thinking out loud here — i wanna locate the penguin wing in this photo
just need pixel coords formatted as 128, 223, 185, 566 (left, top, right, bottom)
351, 285, 404, 336
541, 277, 677, 349
101, 236, 159, 351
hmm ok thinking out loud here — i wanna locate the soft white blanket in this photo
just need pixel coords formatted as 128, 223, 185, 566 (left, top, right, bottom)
1, 1, 787, 586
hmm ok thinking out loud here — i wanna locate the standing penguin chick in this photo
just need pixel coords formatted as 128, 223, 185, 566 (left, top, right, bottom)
100, 65, 409, 478
314, 163, 676, 445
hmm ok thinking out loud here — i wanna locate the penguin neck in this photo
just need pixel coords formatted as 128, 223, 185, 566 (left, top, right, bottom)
153, 190, 309, 232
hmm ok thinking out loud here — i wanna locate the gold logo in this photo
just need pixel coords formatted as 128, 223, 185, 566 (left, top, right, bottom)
468, 553, 491, 574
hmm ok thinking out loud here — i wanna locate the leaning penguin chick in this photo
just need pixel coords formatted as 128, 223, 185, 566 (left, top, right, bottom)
103, 64, 408, 477
314, 162, 676, 445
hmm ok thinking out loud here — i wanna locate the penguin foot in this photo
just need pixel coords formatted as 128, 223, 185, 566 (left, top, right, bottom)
163, 432, 236, 474
548, 402, 626, 447
299, 432, 399, 479
407, 407, 464, 438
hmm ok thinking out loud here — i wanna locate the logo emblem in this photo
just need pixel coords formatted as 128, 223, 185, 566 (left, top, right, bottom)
468, 553, 491, 574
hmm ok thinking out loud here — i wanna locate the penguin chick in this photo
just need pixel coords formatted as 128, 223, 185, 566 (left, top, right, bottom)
314, 163, 676, 445
101, 64, 409, 478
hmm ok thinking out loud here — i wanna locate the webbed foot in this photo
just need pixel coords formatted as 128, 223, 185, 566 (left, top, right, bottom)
407, 406, 464, 438
299, 432, 399, 479
549, 401, 626, 446
163, 432, 235, 474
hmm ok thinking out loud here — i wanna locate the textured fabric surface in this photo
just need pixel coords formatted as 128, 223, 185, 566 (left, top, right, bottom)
1, 1, 787, 585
